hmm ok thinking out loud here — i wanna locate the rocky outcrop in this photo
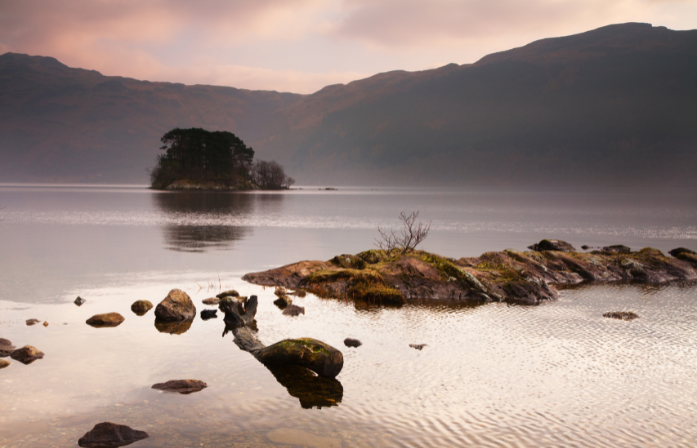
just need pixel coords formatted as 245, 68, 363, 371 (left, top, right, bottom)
0, 338, 15, 357
86, 313, 125, 328
669, 247, 697, 268
243, 244, 696, 306
78, 422, 149, 448
130, 300, 153, 316
155, 289, 196, 322
11, 345, 44, 364
151, 379, 208, 394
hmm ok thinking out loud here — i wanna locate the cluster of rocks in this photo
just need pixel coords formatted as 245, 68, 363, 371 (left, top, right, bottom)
0, 339, 44, 367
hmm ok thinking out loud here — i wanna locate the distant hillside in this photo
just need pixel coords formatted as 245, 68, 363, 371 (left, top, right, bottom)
1, 23, 696, 188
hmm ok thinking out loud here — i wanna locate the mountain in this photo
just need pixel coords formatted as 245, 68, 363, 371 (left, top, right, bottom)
1, 23, 696, 188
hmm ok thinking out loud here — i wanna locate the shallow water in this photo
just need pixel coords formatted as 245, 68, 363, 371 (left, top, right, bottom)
0, 185, 696, 447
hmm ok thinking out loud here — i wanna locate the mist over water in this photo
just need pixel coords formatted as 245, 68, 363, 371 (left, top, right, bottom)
0, 184, 696, 447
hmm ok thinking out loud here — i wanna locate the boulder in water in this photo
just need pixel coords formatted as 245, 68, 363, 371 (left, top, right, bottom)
201, 309, 217, 320
78, 422, 149, 448
528, 239, 576, 252
155, 289, 196, 322
151, 379, 208, 394
130, 300, 153, 315
274, 296, 292, 309
282, 304, 305, 316
344, 338, 362, 348
216, 289, 239, 298
202, 297, 220, 305
11, 345, 44, 364
74, 296, 86, 306
86, 313, 125, 328
0, 359, 10, 369
26, 319, 40, 326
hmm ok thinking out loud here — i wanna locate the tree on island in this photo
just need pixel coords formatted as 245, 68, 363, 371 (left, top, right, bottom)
149, 128, 293, 190
251, 160, 295, 189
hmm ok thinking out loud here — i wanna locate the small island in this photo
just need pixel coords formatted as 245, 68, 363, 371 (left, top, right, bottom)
149, 127, 294, 190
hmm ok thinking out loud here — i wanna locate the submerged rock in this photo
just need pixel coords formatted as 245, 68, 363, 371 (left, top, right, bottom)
216, 289, 239, 299
74, 296, 86, 306
344, 338, 362, 348
603, 311, 639, 321
528, 239, 576, 252
200, 309, 217, 320
0, 338, 16, 357
282, 304, 305, 316
86, 313, 125, 328
202, 297, 220, 305
0, 359, 10, 369
26, 319, 40, 326
130, 300, 153, 316
267, 428, 342, 448
151, 379, 208, 394
78, 422, 149, 448
11, 345, 44, 364
155, 289, 196, 322
409, 344, 427, 350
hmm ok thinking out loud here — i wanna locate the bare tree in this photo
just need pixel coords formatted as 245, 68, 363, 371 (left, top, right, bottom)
375, 211, 431, 254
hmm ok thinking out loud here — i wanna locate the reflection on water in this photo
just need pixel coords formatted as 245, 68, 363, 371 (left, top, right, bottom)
267, 364, 343, 409
154, 318, 194, 335
153, 192, 261, 252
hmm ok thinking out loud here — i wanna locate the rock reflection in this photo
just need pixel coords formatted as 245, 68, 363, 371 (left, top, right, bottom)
267, 364, 343, 409
153, 192, 263, 253
155, 319, 193, 335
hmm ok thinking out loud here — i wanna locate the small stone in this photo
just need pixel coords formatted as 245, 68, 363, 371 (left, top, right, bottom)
130, 300, 153, 316
0, 338, 15, 357
216, 289, 239, 299
26, 319, 40, 326
78, 422, 149, 447
282, 304, 305, 316
273, 296, 292, 309
151, 379, 208, 394
409, 344, 427, 350
11, 345, 45, 364
74, 296, 86, 306
603, 311, 639, 320
86, 313, 125, 328
344, 338, 362, 348
581, 245, 590, 250
202, 297, 220, 305
0, 359, 10, 369
274, 286, 288, 297
201, 309, 217, 320
42, 321, 48, 327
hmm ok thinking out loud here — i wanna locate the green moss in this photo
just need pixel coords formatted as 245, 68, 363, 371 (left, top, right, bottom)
329, 254, 366, 269
356, 249, 389, 264
346, 283, 404, 305
306, 269, 382, 284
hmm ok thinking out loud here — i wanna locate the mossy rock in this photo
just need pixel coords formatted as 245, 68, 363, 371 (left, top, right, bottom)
356, 249, 388, 265
256, 338, 344, 378
347, 283, 404, 305
330, 254, 366, 270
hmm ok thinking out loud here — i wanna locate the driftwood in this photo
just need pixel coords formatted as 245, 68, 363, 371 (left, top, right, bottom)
219, 296, 344, 379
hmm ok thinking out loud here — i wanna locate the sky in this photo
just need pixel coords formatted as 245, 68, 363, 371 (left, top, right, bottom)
1, 0, 696, 94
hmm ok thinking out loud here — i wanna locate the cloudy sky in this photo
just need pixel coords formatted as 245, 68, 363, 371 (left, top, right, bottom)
1, 0, 696, 93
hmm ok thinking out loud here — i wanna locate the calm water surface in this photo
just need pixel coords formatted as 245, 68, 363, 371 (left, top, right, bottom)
0, 185, 696, 447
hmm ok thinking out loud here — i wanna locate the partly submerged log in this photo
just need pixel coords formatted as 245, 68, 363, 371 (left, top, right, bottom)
232, 327, 343, 379
219, 295, 257, 327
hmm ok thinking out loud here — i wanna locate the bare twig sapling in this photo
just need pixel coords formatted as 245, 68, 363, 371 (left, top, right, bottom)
375, 211, 431, 254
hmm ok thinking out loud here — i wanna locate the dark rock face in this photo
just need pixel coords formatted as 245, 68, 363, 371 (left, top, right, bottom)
200, 309, 217, 320
74, 296, 86, 306
0, 338, 15, 357
409, 344, 427, 350
86, 313, 125, 328
0, 359, 10, 369
528, 239, 576, 252
344, 338, 362, 348
216, 289, 239, 298
10, 345, 44, 364
78, 422, 149, 448
603, 311, 639, 320
155, 289, 196, 322
202, 297, 220, 305
669, 247, 696, 257
151, 379, 208, 394
602, 245, 632, 254
26, 319, 40, 326
130, 300, 153, 316
282, 304, 305, 316
669, 247, 697, 268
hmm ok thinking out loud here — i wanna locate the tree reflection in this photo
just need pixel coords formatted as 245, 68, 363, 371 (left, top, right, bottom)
153, 192, 263, 253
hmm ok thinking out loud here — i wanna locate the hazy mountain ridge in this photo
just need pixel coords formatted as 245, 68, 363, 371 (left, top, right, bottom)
1, 23, 696, 188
